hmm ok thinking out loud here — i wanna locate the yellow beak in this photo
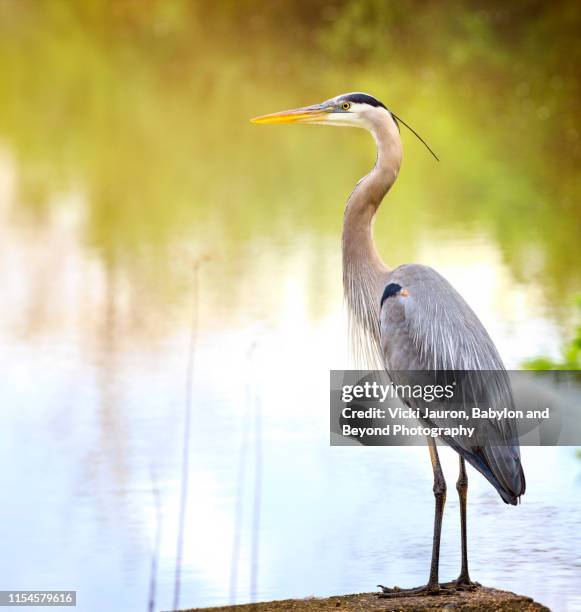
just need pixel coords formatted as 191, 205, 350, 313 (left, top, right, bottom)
250, 104, 327, 124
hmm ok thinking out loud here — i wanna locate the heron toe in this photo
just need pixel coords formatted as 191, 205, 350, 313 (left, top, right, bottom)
377, 583, 454, 598
441, 578, 481, 591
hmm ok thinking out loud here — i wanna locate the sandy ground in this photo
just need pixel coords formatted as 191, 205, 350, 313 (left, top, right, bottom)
179, 586, 550, 611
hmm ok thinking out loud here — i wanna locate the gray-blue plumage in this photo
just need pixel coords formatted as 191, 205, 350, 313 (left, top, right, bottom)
379, 264, 525, 505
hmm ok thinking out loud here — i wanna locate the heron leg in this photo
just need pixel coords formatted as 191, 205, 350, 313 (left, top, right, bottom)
426, 436, 446, 590
379, 438, 448, 597
440, 457, 480, 590
457, 456, 470, 584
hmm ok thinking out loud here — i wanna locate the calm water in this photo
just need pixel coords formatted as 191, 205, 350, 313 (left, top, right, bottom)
0, 5, 580, 612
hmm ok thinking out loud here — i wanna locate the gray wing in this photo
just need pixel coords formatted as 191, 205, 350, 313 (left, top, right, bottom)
379, 264, 525, 504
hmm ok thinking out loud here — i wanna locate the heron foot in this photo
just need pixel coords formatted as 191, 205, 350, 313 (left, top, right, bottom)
377, 583, 454, 598
440, 577, 481, 591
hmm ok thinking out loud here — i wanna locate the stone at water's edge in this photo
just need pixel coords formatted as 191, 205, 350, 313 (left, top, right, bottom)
177, 587, 550, 612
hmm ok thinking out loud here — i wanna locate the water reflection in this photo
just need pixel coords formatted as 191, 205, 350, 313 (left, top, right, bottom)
0, 3, 580, 612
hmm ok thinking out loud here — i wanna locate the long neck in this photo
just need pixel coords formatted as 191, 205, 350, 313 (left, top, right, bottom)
342, 116, 402, 366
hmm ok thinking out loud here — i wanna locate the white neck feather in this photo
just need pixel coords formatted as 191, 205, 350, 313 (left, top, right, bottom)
342, 110, 403, 367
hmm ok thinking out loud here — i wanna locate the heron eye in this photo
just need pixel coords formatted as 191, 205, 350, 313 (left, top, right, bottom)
341, 102, 351, 111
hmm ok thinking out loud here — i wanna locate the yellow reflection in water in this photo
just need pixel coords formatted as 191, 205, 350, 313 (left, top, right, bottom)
0, 2, 578, 347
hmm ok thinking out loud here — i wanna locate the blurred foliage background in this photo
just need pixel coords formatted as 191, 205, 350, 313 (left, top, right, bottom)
0, 0, 579, 342
524, 298, 581, 369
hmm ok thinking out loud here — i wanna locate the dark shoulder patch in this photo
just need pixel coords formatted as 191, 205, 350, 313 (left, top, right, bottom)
341, 92, 387, 109
380, 283, 402, 307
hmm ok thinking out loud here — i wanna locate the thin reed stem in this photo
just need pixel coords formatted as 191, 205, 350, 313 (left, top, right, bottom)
173, 262, 200, 610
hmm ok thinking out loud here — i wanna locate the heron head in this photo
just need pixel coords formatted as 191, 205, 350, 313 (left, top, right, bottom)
250, 92, 392, 130
251, 92, 439, 160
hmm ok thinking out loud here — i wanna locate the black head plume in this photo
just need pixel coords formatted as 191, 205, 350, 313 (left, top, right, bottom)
389, 111, 439, 162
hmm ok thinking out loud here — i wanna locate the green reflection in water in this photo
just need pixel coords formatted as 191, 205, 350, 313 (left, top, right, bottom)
0, 1, 579, 331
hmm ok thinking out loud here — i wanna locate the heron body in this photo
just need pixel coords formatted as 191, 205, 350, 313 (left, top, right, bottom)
380, 264, 525, 505
252, 92, 525, 595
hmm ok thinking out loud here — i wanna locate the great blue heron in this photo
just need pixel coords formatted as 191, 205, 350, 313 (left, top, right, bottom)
251, 92, 525, 596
